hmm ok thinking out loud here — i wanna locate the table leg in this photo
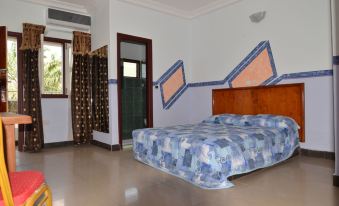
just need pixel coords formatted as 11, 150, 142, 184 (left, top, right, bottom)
4, 124, 15, 172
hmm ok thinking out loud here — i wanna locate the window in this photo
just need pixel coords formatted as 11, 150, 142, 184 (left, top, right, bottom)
141, 62, 146, 79
6, 33, 71, 99
40, 37, 71, 98
42, 41, 63, 95
7, 35, 18, 113
7, 32, 21, 141
123, 62, 138, 77
122, 59, 140, 78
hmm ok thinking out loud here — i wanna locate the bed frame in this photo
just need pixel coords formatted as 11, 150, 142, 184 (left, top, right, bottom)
212, 83, 305, 142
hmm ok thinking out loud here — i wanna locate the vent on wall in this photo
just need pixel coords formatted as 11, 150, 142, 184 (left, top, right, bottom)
47, 8, 91, 31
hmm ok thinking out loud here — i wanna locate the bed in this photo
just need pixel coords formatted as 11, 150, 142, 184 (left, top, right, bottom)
133, 83, 304, 189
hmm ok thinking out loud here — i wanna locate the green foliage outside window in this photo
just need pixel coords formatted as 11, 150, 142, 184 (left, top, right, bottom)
7, 40, 17, 101
7, 40, 18, 113
43, 47, 62, 94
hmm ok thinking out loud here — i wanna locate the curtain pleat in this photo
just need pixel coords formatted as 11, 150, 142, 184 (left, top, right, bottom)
20, 23, 45, 50
92, 46, 109, 133
71, 31, 109, 142
71, 32, 93, 144
20, 23, 45, 152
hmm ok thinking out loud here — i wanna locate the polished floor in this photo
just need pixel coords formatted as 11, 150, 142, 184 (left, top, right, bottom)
16, 145, 339, 206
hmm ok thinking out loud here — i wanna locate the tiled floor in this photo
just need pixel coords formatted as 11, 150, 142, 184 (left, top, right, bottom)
16, 145, 339, 206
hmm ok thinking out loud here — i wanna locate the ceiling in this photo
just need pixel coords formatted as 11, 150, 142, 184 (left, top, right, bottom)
21, 0, 242, 18
120, 0, 242, 18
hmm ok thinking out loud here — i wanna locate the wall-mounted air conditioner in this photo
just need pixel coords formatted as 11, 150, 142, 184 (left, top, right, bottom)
46, 8, 91, 32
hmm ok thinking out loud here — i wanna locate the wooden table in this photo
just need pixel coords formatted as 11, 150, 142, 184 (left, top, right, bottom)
1, 112, 32, 172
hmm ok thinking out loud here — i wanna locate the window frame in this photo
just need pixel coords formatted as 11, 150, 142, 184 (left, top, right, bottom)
7, 32, 23, 111
122, 58, 141, 78
6, 34, 19, 112
7, 31, 24, 151
41, 36, 71, 99
140, 61, 147, 79
7, 32, 71, 99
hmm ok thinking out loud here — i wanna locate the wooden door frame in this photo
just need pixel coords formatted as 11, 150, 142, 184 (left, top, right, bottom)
117, 33, 153, 148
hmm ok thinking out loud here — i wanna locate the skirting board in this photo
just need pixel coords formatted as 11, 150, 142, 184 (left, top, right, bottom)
44, 141, 74, 148
300, 149, 335, 160
334, 175, 339, 187
44, 140, 121, 151
91, 140, 121, 151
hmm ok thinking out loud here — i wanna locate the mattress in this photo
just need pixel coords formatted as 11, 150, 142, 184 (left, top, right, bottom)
132, 114, 300, 189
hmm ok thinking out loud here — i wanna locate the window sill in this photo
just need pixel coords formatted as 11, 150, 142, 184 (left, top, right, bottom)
41, 94, 69, 99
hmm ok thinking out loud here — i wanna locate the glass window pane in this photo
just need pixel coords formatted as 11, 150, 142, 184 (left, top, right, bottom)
43, 42, 63, 94
123, 62, 138, 77
141, 63, 146, 79
7, 37, 18, 113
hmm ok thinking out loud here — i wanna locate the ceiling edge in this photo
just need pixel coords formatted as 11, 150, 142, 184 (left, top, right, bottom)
119, 0, 193, 19
19, 0, 90, 15
119, 0, 243, 19
191, 0, 243, 18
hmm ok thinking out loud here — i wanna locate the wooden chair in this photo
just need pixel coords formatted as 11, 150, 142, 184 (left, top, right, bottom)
0, 116, 52, 206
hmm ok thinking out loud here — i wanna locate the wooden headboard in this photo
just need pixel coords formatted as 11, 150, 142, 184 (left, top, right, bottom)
212, 83, 305, 142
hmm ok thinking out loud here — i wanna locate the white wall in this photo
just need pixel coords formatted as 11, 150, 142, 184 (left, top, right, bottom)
90, 0, 336, 151
109, 0, 192, 80
0, 0, 73, 143
186, 0, 334, 152
41, 99, 72, 143
94, 0, 193, 145
191, 0, 332, 83
90, 0, 110, 50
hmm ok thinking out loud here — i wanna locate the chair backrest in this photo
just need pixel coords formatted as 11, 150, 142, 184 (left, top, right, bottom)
0, 116, 14, 205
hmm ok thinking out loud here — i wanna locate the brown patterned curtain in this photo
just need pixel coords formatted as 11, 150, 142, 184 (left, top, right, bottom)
20, 23, 45, 152
71, 31, 93, 144
92, 46, 109, 133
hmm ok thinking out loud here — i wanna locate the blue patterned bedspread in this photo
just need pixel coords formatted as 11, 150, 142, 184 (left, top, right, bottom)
133, 114, 300, 189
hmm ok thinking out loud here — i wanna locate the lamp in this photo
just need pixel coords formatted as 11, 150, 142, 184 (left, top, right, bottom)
249, 11, 266, 23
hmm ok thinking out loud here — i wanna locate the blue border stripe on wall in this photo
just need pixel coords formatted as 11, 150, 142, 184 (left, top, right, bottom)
164, 84, 189, 110
268, 70, 333, 85
154, 60, 183, 85
160, 61, 187, 109
228, 41, 278, 88
188, 80, 225, 88
107, 41, 334, 111
227, 41, 267, 85
108, 79, 117, 84
333, 56, 339, 65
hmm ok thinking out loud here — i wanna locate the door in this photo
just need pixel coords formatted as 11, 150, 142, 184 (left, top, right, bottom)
117, 33, 153, 148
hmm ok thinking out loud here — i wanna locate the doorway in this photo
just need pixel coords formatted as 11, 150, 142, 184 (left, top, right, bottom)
117, 33, 153, 148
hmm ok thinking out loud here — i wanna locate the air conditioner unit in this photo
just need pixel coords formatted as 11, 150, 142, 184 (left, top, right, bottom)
46, 8, 91, 32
